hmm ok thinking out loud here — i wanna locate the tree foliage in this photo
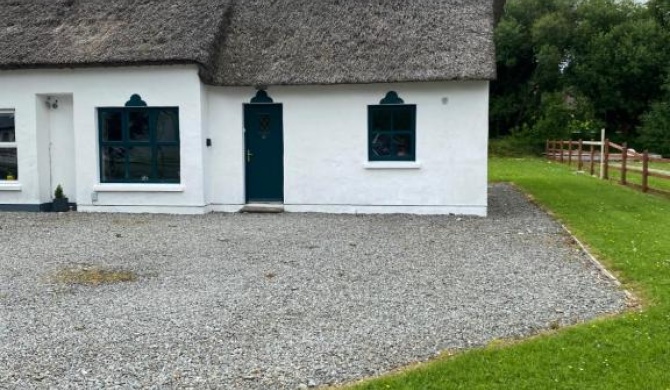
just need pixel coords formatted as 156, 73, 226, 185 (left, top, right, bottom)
492, 0, 670, 154
638, 77, 670, 156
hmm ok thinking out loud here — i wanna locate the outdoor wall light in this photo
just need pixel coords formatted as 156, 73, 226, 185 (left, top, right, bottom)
45, 96, 59, 110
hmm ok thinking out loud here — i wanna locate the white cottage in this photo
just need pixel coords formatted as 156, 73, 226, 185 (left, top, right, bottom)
0, 0, 504, 216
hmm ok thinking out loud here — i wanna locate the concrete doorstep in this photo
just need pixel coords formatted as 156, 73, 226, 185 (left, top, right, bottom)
240, 203, 285, 213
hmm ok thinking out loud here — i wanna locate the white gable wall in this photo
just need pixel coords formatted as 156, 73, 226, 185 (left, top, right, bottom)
206, 81, 489, 216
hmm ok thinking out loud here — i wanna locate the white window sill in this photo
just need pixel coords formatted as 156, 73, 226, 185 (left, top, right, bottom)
0, 182, 22, 191
363, 161, 422, 170
93, 184, 184, 193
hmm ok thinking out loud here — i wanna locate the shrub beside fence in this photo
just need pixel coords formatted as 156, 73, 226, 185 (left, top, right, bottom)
546, 139, 670, 196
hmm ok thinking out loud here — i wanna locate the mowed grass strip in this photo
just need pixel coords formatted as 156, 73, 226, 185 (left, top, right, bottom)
339, 157, 670, 390
610, 169, 670, 194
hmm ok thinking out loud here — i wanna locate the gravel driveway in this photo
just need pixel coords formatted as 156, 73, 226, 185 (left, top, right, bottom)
0, 184, 626, 389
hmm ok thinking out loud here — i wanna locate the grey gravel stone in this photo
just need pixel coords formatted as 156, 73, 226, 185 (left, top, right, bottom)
0, 184, 626, 389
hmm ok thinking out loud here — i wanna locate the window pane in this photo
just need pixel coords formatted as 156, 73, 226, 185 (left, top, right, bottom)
371, 134, 392, 157
393, 107, 413, 132
393, 134, 412, 158
156, 110, 179, 142
156, 146, 180, 181
0, 113, 15, 143
127, 147, 153, 181
0, 148, 18, 180
101, 111, 123, 142
371, 108, 392, 132
128, 111, 150, 142
98, 107, 181, 184
101, 146, 126, 182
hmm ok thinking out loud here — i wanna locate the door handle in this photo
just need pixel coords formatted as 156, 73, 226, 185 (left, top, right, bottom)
246, 149, 254, 163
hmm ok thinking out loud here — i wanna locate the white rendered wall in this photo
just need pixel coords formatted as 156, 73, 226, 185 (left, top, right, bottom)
207, 81, 489, 216
0, 68, 488, 215
46, 95, 77, 202
0, 66, 207, 212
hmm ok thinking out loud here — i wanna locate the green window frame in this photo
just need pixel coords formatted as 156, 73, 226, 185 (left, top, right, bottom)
368, 92, 416, 161
98, 106, 180, 183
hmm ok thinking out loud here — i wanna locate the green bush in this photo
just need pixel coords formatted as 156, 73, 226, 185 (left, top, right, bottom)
54, 184, 64, 199
489, 129, 544, 157
638, 99, 670, 157
491, 91, 603, 157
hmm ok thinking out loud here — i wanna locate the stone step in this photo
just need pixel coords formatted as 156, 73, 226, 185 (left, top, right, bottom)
240, 203, 285, 213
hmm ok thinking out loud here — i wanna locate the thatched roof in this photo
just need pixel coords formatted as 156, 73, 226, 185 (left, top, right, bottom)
0, 0, 504, 86
0, 0, 230, 74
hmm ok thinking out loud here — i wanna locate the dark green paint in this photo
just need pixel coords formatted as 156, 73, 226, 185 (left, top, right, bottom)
379, 91, 405, 105
250, 90, 274, 103
244, 103, 284, 202
125, 94, 148, 107
368, 103, 416, 161
98, 107, 180, 183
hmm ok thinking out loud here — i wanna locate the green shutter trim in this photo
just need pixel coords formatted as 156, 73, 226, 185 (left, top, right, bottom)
125, 94, 148, 107
250, 90, 274, 103
380, 91, 404, 105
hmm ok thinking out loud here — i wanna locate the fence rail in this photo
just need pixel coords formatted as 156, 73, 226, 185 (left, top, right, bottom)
546, 139, 670, 196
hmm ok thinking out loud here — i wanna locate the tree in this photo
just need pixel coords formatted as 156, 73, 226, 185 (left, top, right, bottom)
649, 0, 670, 27
491, 0, 670, 153
638, 77, 670, 156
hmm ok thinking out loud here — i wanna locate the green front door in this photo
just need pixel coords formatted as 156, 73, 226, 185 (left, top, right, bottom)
244, 103, 284, 202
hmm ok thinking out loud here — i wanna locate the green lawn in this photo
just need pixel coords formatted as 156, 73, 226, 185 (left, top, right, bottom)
339, 157, 670, 390
630, 160, 670, 172
558, 158, 670, 193
606, 168, 670, 194
599, 159, 670, 193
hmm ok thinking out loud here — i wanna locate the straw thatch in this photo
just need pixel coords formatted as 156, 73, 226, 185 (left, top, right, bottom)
0, 0, 504, 86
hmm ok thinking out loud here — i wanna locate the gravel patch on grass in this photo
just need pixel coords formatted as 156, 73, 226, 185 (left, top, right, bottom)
0, 184, 627, 389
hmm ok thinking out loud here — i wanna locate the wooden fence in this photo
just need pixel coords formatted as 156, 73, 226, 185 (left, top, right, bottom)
546, 139, 670, 196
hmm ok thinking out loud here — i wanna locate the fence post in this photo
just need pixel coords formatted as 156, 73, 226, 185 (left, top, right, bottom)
552, 140, 557, 160
578, 139, 583, 171
552, 140, 556, 160
546, 140, 550, 160
599, 129, 606, 179
568, 140, 573, 166
590, 143, 595, 176
603, 139, 610, 180
642, 150, 649, 192
621, 142, 628, 185
560, 141, 565, 163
